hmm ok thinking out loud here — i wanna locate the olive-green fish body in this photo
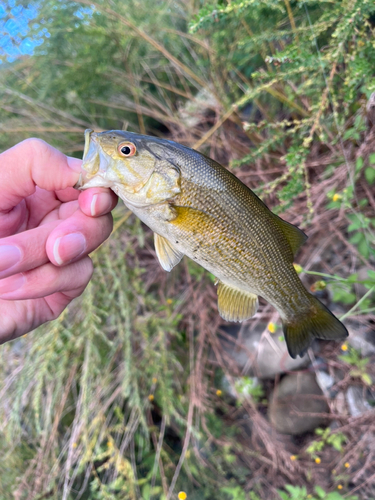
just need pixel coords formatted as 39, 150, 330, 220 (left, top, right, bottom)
76, 129, 348, 358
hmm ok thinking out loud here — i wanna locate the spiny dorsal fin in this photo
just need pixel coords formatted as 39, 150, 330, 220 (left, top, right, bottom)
272, 214, 308, 257
154, 233, 184, 272
217, 281, 259, 322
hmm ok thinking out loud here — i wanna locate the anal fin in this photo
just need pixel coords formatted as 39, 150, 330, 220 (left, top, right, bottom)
154, 233, 184, 272
217, 281, 259, 322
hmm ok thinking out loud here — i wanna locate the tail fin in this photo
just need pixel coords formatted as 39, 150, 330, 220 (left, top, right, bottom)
282, 296, 348, 359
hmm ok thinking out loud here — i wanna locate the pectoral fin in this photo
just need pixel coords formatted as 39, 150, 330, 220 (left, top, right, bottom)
154, 233, 184, 272
217, 281, 259, 322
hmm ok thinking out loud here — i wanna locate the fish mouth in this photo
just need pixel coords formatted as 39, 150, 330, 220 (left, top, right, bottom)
74, 129, 113, 190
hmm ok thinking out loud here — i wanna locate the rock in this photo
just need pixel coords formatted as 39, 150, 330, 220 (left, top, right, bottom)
332, 391, 347, 417
268, 372, 329, 435
222, 324, 310, 379
315, 370, 335, 396
346, 386, 372, 417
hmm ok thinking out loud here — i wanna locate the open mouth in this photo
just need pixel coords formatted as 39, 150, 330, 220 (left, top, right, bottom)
74, 129, 112, 190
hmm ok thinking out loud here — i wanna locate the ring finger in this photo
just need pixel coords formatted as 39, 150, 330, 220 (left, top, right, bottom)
0, 257, 94, 300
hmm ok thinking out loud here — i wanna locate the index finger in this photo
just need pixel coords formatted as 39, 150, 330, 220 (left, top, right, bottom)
0, 138, 81, 213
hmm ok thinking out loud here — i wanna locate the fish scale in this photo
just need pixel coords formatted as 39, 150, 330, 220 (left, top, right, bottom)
76, 129, 349, 358
172, 174, 302, 305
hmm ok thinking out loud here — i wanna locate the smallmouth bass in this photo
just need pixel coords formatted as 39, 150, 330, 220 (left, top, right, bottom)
75, 129, 348, 358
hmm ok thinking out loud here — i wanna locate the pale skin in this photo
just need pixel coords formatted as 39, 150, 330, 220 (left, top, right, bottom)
0, 138, 118, 344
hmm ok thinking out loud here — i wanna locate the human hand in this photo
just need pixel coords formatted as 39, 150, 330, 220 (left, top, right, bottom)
0, 138, 118, 344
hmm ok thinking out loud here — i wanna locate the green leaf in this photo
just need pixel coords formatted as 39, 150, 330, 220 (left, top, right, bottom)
369, 153, 375, 165
361, 373, 372, 386
314, 485, 326, 498
349, 232, 363, 244
325, 494, 345, 500
356, 156, 364, 172
365, 167, 375, 185
327, 201, 341, 209
343, 128, 355, 140
346, 274, 358, 283
348, 222, 361, 232
358, 238, 370, 259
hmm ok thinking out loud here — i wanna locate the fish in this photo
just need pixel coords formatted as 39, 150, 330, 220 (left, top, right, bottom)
75, 129, 348, 358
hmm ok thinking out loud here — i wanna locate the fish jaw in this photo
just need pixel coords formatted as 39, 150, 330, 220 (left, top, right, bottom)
75, 129, 115, 190
75, 129, 181, 209
75, 128, 155, 193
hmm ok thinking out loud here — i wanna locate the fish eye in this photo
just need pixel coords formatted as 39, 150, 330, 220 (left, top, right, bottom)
118, 142, 136, 157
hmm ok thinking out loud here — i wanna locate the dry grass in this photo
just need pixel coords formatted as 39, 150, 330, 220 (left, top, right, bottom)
0, 1, 374, 499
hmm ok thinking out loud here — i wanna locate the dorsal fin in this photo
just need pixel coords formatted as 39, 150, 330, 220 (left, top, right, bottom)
272, 214, 307, 257
154, 233, 184, 272
217, 281, 259, 322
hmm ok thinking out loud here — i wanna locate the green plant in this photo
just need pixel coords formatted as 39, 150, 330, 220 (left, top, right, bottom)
221, 484, 261, 500
234, 377, 264, 404
300, 268, 375, 318
306, 428, 347, 460
221, 485, 248, 500
339, 346, 373, 386
278, 484, 358, 500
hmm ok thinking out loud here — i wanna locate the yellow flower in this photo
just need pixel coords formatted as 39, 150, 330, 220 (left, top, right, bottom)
72, 442, 77, 449
268, 322, 276, 333
178, 492, 187, 500
315, 457, 321, 464
332, 193, 342, 202
166, 298, 173, 304
293, 263, 303, 274
344, 462, 350, 468
290, 455, 297, 461
216, 389, 222, 397
341, 344, 348, 351
152, 377, 158, 384
310, 280, 326, 292
148, 394, 154, 401
337, 484, 343, 490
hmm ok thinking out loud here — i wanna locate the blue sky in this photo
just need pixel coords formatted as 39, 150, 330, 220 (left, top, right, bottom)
0, 1, 48, 63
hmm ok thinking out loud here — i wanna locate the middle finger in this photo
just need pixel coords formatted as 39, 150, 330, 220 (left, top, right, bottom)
0, 209, 113, 280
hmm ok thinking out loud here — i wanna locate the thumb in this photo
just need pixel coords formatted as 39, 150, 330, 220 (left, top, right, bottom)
0, 138, 81, 213
0, 138, 81, 237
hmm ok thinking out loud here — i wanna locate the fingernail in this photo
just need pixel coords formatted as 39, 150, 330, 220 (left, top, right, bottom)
53, 233, 86, 265
90, 193, 113, 216
0, 245, 22, 273
67, 156, 83, 172
0, 273, 26, 295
